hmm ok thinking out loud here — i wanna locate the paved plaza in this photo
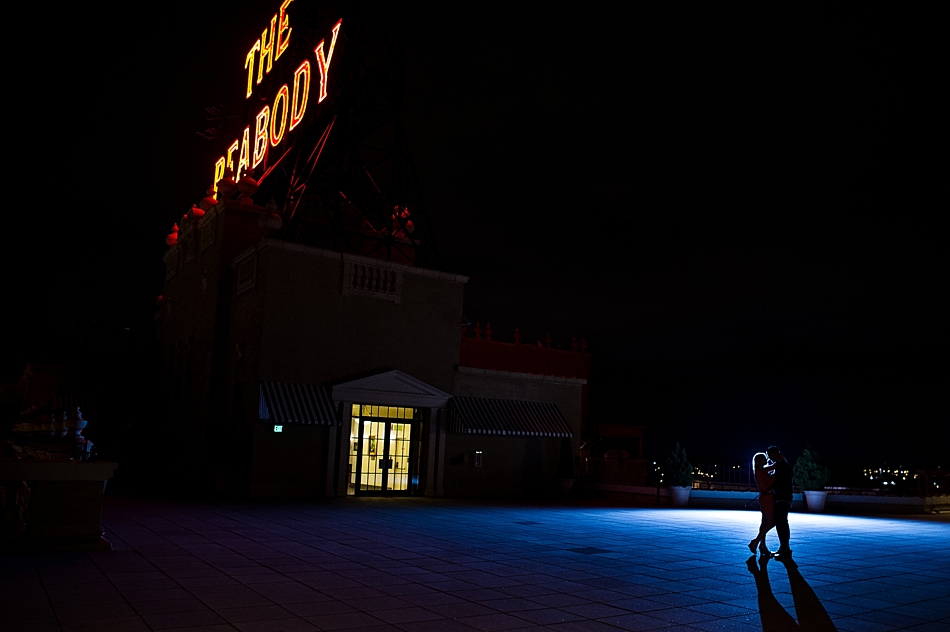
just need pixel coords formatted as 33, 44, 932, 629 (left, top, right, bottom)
4, 496, 949, 632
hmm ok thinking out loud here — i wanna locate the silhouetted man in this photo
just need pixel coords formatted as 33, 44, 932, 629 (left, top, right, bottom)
767, 445, 793, 558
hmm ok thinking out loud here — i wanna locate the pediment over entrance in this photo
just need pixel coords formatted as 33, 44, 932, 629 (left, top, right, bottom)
331, 370, 451, 408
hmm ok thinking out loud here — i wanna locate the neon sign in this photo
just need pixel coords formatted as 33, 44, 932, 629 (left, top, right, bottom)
213, 1, 341, 193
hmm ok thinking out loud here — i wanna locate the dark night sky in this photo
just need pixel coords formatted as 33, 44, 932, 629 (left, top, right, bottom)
8, 3, 946, 464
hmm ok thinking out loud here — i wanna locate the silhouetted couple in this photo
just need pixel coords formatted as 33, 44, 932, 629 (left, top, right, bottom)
748, 445, 792, 559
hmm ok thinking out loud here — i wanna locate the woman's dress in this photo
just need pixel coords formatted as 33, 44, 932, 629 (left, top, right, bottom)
756, 468, 774, 515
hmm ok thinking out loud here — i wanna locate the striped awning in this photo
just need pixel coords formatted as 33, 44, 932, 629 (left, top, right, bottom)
259, 382, 338, 425
449, 397, 573, 437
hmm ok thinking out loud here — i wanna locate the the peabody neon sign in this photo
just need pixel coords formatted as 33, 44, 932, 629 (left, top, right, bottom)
212, 0, 340, 192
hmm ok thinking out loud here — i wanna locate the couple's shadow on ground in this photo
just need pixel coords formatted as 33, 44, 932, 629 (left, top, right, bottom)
747, 555, 837, 631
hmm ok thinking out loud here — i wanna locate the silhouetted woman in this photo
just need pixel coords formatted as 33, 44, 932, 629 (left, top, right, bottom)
748, 452, 775, 556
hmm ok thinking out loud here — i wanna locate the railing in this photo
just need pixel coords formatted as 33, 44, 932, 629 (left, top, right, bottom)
342, 257, 403, 303
580, 456, 948, 499
350, 264, 399, 294
693, 481, 759, 492
688, 459, 949, 498
914, 470, 949, 497
690, 458, 754, 489
579, 457, 649, 487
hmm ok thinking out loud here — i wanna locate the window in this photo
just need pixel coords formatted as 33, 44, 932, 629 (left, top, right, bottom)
237, 253, 257, 294
165, 248, 178, 280
181, 234, 195, 263
199, 215, 215, 252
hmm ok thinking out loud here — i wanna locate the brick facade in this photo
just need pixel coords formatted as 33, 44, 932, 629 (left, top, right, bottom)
159, 200, 586, 497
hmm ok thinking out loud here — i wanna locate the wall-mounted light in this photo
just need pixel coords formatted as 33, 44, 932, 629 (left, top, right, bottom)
475, 450, 483, 467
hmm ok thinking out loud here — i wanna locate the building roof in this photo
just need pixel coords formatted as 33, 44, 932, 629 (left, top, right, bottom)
459, 337, 591, 380
259, 382, 337, 425
449, 397, 573, 438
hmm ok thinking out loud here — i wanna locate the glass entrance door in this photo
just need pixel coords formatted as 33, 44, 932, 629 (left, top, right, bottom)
386, 421, 412, 492
359, 419, 387, 492
348, 405, 421, 496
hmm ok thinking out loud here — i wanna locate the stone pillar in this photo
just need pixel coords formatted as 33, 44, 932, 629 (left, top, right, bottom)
436, 407, 446, 497
336, 401, 353, 497
425, 407, 439, 497
325, 424, 337, 497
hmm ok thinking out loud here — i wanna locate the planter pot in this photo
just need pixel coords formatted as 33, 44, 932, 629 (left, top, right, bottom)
804, 490, 828, 512
670, 486, 691, 507
557, 478, 575, 495
66, 408, 88, 439
66, 418, 88, 438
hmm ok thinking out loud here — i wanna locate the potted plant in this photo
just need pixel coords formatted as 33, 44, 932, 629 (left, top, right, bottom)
556, 438, 576, 494
793, 448, 831, 512
666, 442, 693, 507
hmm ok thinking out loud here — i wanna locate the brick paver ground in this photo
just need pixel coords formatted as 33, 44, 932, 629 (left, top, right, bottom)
4, 496, 949, 631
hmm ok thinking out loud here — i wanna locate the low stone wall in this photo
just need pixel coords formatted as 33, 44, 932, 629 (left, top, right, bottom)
590, 483, 950, 515
822, 493, 950, 515
1, 460, 117, 552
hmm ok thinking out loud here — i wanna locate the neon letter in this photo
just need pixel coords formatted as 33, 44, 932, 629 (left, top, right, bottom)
270, 85, 290, 147
238, 127, 251, 178
253, 106, 270, 167
244, 40, 260, 99
314, 20, 342, 103
290, 60, 310, 130
213, 158, 226, 193
258, 16, 277, 84
276, 0, 293, 61
226, 140, 239, 175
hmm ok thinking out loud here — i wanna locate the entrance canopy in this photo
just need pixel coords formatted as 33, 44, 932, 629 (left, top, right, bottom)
332, 370, 451, 408
449, 397, 573, 437
259, 382, 337, 425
